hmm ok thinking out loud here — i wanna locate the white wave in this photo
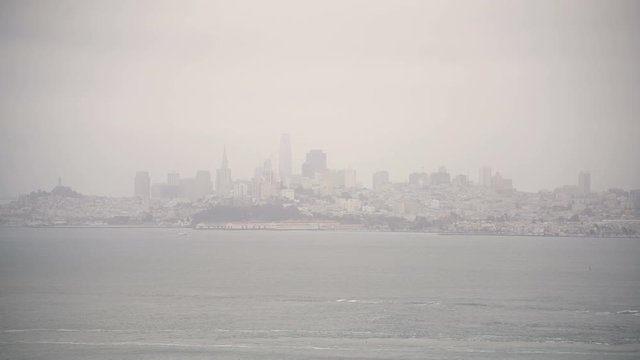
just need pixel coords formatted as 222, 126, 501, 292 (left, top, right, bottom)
616, 310, 639, 315
595, 311, 612, 315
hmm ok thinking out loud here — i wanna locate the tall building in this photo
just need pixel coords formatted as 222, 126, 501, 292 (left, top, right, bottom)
333, 169, 356, 189
409, 172, 428, 186
167, 172, 180, 186
216, 148, 232, 197
134, 171, 150, 200
252, 160, 277, 200
151, 182, 179, 199
479, 166, 492, 187
491, 172, 513, 191
630, 189, 640, 210
232, 181, 250, 199
301, 150, 327, 178
430, 166, 451, 185
279, 134, 292, 186
454, 174, 469, 186
373, 171, 390, 191
579, 171, 591, 194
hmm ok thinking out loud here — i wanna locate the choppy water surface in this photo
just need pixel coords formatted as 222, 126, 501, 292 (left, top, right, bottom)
1, 228, 639, 359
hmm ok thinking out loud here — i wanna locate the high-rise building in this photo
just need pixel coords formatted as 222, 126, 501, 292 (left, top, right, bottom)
630, 189, 640, 210
333, 169, 357, 189
279, 134, 292, 186
579, 171, 591, 194
373, 171, 390, 191
479, 166, 492, 187
454, 174, 469, 186
301, 150, 327, 178
216, 148, 232, 197
491, 172, 513, 191
167, 172, 180, 186
134, 171, 150, 200
430, 166, 450, 185
232, 181, 250, 199
151, 183, 179, 199
409, 172, 428, 186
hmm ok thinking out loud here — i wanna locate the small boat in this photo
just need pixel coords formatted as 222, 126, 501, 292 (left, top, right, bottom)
177, 231, 189, 236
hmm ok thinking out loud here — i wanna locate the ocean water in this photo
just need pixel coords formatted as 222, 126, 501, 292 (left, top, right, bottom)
0, 228, 639, 359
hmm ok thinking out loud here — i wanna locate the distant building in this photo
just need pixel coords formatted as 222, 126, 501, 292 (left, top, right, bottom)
372, 171, 390, 191
216, 148, 232, 197
454, 174, 469, 186
579, 171, 591, 194
479, 166, 492, 187
232, 181, 250, 199
279, 134, 292, 186
167, 172, 180, 186
301, 150, 327, 178
630, 189, 640, 210
334, 169, 357, 189
134, 171, 150, 200
148, 172, 181, 199
317, 169, 334, 195
343, 169, 357, 189
151, 183, 179, 199
252, 160, 276, 200
409, 172, 428, 186
280, 188, 295, 201
491, 172, 513, 192
430, 166, 450, 185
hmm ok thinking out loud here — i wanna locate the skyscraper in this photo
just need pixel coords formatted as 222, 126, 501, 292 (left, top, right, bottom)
630, 189, 640, 210
335, 169, 357, 189
430, 166, 450, 185
134, 171, 150, 200
479, 166, 492, 187
279, 134, 292, 186
167, 172, 180, 186
579, 171, 591, 194
216, 148, 232, 197
409, 172, 428, 186
373, 171, 390, 191
301, 149, 327, 178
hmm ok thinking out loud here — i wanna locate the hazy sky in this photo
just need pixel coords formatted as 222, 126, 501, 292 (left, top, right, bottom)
1, 0, 639, 196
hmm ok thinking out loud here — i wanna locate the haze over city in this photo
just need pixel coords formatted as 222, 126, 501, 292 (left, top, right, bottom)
2, 2, 640, 360
1, 0, 639, 197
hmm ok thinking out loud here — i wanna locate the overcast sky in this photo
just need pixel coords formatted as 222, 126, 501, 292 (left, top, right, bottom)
1, 0, 639, 197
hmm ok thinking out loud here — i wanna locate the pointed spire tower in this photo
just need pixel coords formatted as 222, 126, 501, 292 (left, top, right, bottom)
216, 146, 232, 197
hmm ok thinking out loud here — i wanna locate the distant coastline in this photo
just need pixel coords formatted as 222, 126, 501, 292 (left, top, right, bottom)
2, 224, 639, 239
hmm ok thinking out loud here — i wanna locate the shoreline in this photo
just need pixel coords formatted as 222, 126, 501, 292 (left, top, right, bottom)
1, 225, 638, 239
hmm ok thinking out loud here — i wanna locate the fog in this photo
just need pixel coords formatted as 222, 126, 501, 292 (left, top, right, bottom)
1, 0, 639, 197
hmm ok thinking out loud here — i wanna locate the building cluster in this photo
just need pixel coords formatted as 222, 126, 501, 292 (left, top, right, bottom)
1, 134, 639, 237
132, 134, 360, 204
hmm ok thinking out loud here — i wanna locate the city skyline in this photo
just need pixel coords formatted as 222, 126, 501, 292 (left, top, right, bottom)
1, 130, 637, 197
5, 131, 631, 199
1, 1, 639, 197
1, 2, 639, 359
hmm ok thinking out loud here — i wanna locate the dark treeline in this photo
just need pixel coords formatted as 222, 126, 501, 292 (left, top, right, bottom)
191, 204, 304, 223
